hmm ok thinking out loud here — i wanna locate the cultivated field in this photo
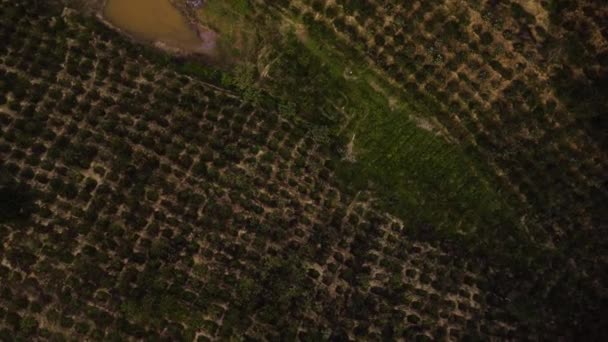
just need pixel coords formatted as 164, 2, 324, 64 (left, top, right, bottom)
0, 0, 606, 340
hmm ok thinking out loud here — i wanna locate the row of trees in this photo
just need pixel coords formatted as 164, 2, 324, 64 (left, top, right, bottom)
6, 0, 606, 340
0, 1, 345, 340
272, 0, 608, 338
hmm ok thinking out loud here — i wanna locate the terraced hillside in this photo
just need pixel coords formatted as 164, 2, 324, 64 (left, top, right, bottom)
0, 0, 606, 341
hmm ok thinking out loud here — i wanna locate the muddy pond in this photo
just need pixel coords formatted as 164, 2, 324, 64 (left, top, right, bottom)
104, 0, 215, 53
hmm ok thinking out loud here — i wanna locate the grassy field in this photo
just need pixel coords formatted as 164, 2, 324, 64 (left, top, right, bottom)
306, 28, 519, 233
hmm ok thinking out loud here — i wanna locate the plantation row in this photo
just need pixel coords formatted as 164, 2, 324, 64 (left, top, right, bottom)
0, 1, 542, 340
285, 0, 607, 244
271, 0, 607, 290
247, 0, 608, 337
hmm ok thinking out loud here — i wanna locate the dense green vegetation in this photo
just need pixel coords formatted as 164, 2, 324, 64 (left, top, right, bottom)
0, 0, 606, 340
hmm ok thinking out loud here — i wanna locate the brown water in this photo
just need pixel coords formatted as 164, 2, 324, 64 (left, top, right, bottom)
104, 0, 203, 52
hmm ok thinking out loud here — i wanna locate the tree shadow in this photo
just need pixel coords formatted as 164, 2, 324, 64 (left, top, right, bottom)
0, 171, 37, 224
